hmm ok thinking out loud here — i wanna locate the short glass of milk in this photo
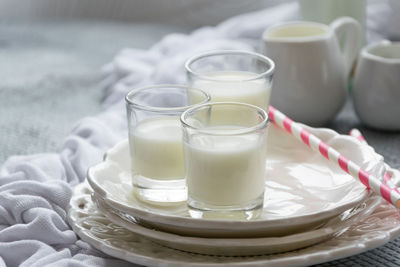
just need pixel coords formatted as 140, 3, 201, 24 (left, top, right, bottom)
181, 102, 269, 219
125, 85, 210, 204
185, 50, 274, 111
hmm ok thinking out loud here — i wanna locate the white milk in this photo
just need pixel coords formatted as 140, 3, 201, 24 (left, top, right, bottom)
191, 71, 271, 110
184, 134, 267, 206
130, 116, 184, 180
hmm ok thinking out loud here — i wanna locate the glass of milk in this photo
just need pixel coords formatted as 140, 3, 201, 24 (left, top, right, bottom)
185, 50, 274, 111
125, 85, 210, 205
181, 102, 269, 219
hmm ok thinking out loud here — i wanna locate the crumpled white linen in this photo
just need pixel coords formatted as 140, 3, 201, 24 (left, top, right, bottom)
0, 1, 397, 266
0, 3, 297, 266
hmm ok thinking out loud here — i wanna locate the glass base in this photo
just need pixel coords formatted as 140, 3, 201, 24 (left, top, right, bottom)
132, 174, 186, 205
187, 193, 264, 220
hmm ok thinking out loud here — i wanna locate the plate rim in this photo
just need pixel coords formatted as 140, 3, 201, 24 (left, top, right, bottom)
69, 169, 400, 267
91, 191, 380, 256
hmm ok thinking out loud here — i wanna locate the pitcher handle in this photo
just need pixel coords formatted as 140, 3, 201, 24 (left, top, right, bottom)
330, 17, 361, 76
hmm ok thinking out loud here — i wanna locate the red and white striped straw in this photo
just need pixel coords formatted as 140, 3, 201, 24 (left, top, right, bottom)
349, 128, 399, 192
268, 106, 400, 208
349, 128, 366, 144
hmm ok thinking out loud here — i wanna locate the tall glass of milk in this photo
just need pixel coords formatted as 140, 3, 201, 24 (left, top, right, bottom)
181, 102, 269, 219
185, 50, 274, 112
125, 85, 210, 205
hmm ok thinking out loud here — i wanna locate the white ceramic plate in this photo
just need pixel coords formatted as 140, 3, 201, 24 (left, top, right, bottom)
68, 167, 400, 266
87, 124, 385, 238
91, 189, 379, 256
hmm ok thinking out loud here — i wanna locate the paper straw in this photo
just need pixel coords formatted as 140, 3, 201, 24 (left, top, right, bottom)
268, 106, 400, 208
349, 128, 398, 192
349, 129, 366, 144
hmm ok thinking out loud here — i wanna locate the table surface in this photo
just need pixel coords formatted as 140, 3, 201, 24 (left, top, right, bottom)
1, 21, 400, 266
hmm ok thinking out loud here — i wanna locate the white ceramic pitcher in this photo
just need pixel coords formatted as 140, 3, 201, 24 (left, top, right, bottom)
353, 41, 400, 130
262, 17, 361, 126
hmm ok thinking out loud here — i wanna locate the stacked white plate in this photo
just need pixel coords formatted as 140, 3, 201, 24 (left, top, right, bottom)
68, 124, 400, 266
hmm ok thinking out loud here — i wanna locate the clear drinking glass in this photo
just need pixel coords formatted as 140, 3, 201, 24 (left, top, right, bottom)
181, 102, 269, 219
185, 50, 274, 111
126, 85, 210, 204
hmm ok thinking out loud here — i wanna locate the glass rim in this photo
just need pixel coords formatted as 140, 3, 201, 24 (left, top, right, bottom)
180, 102, 269, 136
125, 84, 211, 113
185, 50, 275, 82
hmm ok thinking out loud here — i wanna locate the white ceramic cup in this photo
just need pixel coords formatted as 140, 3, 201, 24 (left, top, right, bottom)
353, 41, 400, 130
262, 17, 361, 126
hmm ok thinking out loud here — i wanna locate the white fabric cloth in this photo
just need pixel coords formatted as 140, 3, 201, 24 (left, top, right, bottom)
0, 1, 397, 266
